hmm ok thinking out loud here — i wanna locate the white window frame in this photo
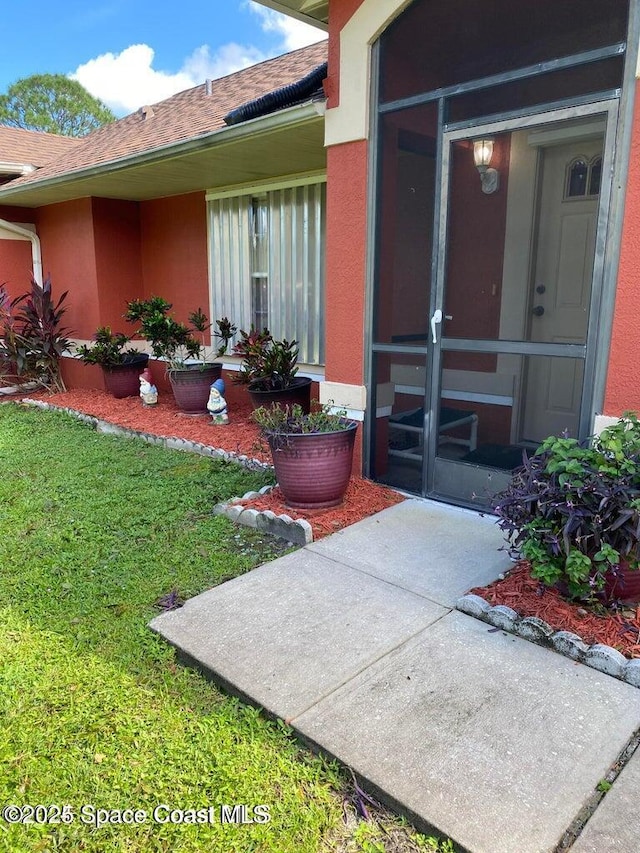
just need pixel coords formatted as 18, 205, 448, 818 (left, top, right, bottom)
207, 172, 327, 367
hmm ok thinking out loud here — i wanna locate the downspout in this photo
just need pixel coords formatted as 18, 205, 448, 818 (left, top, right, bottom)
0, 218, 43, 286
0, 218, 42, 286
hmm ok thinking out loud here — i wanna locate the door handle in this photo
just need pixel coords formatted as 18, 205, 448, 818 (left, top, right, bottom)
430, 309, 443, 343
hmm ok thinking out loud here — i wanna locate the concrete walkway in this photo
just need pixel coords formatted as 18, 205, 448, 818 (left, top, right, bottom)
151, 499, 640, 853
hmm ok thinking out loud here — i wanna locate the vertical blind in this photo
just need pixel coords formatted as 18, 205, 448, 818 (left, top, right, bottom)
208, 181, 326, 366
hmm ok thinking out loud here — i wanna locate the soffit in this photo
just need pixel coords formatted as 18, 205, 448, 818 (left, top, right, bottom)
252, 0, 328, 28
0, 113, 326, 208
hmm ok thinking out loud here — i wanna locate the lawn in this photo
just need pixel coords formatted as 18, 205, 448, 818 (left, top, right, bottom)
0, 404, 448, 853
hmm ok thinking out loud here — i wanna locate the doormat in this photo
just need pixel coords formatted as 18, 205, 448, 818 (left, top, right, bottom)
462, 443, 529, 470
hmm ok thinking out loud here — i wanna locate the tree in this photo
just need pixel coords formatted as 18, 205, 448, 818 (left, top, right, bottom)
0, 74, 115, 137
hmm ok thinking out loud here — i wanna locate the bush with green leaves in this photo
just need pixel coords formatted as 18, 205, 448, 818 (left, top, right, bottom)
252, 401, 353, 435
494, 413, 640, 599
125, 296, 235, 370
75, 326, 144, 367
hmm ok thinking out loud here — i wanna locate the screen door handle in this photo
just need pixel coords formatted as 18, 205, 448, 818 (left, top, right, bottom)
430, 309, 443, 343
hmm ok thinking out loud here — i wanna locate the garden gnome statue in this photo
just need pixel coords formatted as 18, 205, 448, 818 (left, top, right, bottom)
207, 378, 228, 424
139, 368, 158, 406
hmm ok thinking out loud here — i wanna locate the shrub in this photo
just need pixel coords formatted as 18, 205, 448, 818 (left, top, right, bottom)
252, 402, 352, 435
0, 277, 72, 392
75, 326, 143, 367
494, 414, 640, 599
233, 326, 299, 390
125, 297, 235, 370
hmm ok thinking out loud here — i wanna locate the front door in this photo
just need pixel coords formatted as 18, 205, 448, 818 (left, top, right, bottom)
427, 108, 615, 506
521, 138, 602, 442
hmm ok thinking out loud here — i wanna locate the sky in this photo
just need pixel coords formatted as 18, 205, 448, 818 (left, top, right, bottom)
0, 1, 326, 117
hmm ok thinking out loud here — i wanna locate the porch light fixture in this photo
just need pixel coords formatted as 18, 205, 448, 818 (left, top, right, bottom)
473, 138, 499, 194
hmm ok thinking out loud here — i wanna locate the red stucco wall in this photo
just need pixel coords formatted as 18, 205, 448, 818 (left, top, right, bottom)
603, 80, 640, 416
140, 192, 210, 339
92, 198, 143, 331
325, 141, 368, 385
0, 239, 33, 300
36, 199, 101, 338
0, 205, 38, 299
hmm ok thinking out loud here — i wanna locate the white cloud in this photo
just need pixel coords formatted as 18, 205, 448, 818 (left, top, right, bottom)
181, 43, 267, 83
248, 4, 327, 51
71, 5, 326, 116
71, 44, 195, 114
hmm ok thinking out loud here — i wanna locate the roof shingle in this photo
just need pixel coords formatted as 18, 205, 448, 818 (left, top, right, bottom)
3, 40, 327, 190
0, 126, 81, 169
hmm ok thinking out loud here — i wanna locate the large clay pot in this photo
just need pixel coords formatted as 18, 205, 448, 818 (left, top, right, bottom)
265, 420, 357, 509
169, 363, 222, 414
102, 353, 149, 398
248, 376, 312, 413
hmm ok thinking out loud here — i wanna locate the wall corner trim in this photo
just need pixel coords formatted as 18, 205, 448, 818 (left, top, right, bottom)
319, 380, 367, 413
324, 0, 413, 147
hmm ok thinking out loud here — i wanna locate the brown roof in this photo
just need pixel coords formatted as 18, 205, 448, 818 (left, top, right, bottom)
3, 40, 327, 190
0, 126, 81, 169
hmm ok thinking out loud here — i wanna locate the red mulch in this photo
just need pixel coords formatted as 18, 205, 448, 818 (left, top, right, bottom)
472, 561, 640, 659
232, 479, 405, 540
13, 387, 270, 463
6, 387, 405, 540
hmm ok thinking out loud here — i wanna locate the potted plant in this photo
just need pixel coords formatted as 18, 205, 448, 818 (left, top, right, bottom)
75, 326, 149, 398
494, 413, 640, 603
252, 402, 358, 509
125, 297, 235, 414
233, 326, 312, 413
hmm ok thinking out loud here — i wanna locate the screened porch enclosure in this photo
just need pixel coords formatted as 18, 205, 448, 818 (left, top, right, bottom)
368, 0, 632, 507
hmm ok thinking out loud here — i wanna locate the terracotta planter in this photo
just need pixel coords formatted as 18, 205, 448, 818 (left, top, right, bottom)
248, 376, 312, 413
102, 354, 149, 398
266, 420, 357, 510
169, 363, 222, 414
603, 559, 640, 603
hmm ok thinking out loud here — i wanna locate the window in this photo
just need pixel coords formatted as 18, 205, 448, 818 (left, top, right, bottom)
208, 179, 326, 365
565, 155, 602, 199
566, 158, 588, 197
250, 197, 269, 331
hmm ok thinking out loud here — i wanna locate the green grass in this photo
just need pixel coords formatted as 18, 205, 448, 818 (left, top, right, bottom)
0, 404, 451, 853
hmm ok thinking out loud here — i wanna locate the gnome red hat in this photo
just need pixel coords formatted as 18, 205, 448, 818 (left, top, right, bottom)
140, 368, 153, 383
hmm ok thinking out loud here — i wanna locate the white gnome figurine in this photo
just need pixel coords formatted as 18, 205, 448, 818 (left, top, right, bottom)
208, 378, 228, 424
139, 368, 158, 406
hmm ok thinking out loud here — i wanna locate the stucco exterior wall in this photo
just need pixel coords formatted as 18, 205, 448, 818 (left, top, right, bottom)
325, 140, 368, 385
140, 192, 210, 339
92, 198, 143, 331
604, 78, 640, 416
0, 204, 38, 299
0, 238, 33, 300
36, 198, 101, 337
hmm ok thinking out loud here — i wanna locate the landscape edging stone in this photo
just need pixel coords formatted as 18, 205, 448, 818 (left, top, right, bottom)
456, 593, 640, 689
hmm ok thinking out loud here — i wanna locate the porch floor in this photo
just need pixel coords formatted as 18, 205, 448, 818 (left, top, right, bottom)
151, 499, 640, 853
